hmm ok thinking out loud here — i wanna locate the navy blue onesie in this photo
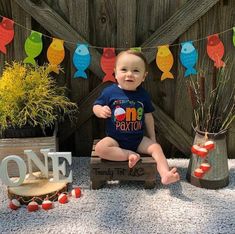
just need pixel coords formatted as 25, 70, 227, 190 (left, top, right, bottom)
94, 84, 154, 151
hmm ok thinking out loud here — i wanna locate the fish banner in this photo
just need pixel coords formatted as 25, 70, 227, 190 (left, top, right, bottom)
207, 34, 225, 68
23, 31, 43, 66
47, 38, 65, 74
0, 17, 14, 54
101, 48, 116, 83
0, 15, 234, 80
156, 45, 174, 81
73, 43, 91, 79
180, 41, 198, 77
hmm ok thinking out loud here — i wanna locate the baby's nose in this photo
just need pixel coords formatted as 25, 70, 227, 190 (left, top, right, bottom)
127, 71, 132, 76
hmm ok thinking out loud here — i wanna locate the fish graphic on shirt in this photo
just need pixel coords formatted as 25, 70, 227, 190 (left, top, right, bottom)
207, 34, 225, 68
47, 38, 65, 74
101, 48, 116, 83
73, 44, 91, 78
156, 45, 174, 81
180, 41, 198, 77
0, 17, 14, 54
23, 31, 43, 66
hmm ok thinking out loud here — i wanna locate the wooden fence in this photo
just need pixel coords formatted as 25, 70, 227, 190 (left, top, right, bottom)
0, 0, 234, 158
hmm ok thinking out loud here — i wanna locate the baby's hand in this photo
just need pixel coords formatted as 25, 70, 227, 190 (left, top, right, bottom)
99, 105, 111, 118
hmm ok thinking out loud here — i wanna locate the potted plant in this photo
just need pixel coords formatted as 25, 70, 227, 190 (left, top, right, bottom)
186, 58, 235, 189
0, 62, 78, 138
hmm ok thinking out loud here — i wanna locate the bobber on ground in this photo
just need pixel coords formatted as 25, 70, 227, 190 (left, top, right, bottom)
42, 199, 53, 210
27, 201, 39, 212
71, 187, 81, 198
9, 199, 21, 210
58, 193, 68, 204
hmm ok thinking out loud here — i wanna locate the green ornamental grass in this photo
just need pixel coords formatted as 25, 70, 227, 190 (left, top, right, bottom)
0, 62, 78, 134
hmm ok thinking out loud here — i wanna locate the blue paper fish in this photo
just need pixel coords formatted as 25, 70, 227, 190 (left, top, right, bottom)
180, 41, 198, 77
73, 44, 91, 78
23, 31, 43, 66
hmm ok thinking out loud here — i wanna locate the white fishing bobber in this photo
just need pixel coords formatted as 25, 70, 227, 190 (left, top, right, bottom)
9, 199, 21, 210
42, 199, 53, 210
27, 201, 39, 212
204, 140, 215, 150
194, 168, 204, 178
200, 162, 211, 172
197, 147, 208, 158
191, 145, 201, 155
58, 193, 68, 204
71, 187, 81, 198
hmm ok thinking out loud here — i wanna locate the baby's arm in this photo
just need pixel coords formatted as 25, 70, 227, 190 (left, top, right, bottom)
144, 113, 156, 142
93, 105, 111, 119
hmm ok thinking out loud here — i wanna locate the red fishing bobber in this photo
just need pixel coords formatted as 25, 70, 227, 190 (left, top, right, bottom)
58, 193, 68, 204
194, 168, 204, 178
204, 140, 215, 150
9, 199, 21, 210
191, 145, 200, 154
196, 147, 208, 158
200, 162, 211, 172
27, 201, 39, 212
71, 187, 81, 198
42, 199, 53, 210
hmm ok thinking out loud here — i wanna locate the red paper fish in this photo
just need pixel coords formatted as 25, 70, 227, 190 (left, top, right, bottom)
207, 34, 225, 68
0, 17, 14, 54
101, 48, 116, 83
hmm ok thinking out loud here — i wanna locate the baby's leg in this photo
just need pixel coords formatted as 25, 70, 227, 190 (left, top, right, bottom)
95, 137, 140, 168
137, 137, 180, 184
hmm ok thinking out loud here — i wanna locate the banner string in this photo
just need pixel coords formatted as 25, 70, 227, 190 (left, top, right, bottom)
0, 14, 234, 50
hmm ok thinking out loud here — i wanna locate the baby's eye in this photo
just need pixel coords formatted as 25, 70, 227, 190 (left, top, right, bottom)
121, 68, 127, 72
133, 69, 140, 72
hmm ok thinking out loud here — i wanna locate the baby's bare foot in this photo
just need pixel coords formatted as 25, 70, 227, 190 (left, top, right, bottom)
161, 167, 180, 185
128, 153, 140, 168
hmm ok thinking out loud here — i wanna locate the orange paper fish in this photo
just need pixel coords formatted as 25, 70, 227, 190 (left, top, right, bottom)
47, 38, 65, 74
156, 45, 174, 81
0, 17, 14, 54
207, 34, 225, 68
101, 48, 116, 83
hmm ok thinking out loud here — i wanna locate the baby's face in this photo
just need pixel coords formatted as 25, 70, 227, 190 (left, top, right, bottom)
115, 53, 147, 91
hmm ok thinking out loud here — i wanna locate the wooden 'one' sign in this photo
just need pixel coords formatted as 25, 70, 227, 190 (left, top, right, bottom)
0, 149, 72, 187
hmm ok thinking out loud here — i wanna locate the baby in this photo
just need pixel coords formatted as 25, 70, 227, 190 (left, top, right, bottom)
93, 50, 180, 185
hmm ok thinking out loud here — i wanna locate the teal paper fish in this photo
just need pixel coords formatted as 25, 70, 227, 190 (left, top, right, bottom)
23, 31, 43, 66
73, 44, 91, 78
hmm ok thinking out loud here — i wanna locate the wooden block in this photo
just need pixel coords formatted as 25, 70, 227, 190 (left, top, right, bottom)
90, 140, 157, 189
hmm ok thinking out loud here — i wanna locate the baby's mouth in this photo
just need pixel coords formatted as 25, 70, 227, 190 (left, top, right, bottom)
125, 79, 134, 82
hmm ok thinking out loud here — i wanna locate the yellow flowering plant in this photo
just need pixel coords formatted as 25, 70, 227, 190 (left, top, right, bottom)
0, 62, 78, 136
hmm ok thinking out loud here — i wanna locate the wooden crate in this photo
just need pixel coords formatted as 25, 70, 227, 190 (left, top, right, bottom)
0, 134, 58, 177
90, 140, 157, 189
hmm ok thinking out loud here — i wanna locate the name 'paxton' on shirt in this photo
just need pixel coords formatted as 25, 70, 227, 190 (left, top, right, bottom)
112, 99, 144, 132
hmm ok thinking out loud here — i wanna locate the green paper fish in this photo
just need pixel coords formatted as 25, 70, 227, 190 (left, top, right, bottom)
23, 31, 43, 66
130, 47, 141, 52
233, 27, 235, 47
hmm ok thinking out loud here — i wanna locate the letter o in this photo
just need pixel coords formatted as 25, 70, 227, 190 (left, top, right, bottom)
0, 156, 27, 186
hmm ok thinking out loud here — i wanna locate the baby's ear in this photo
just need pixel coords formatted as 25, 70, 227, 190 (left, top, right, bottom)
143, 72, 148, 80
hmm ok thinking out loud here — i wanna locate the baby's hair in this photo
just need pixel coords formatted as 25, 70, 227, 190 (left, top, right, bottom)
115, 49, 149, 72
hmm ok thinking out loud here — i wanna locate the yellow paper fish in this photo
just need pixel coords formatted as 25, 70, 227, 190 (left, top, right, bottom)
156, 45, 174, 81
47, 38, 65, 74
